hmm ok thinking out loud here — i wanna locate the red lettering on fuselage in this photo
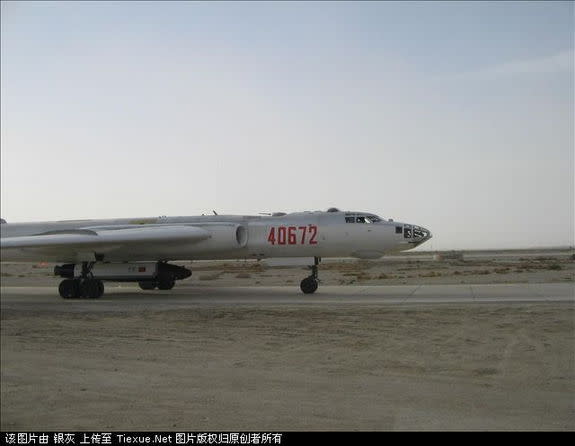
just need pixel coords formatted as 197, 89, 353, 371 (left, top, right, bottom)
267, 225, 318, 245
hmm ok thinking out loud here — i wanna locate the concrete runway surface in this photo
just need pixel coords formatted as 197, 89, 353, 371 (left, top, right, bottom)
2, 283, 574, 431
1, 283, 573, 312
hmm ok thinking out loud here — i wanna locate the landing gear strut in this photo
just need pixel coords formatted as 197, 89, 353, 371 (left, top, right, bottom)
300, 257, 320, 294
58, 262, 105, 299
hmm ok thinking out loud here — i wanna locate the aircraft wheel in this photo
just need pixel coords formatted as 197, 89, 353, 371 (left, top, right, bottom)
81, 279, 104, 299
97, 280, 104, 297
300, 277, 319, 294
139, 281, 157, 290
59, 279, 80, 299
157, 277, 175, 290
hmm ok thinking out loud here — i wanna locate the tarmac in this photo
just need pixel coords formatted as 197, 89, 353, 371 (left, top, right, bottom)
1, 283, 573, 312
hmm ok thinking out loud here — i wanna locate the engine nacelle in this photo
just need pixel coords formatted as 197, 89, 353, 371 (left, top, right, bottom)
192, 224, 248, 253
54, 262, 191, 282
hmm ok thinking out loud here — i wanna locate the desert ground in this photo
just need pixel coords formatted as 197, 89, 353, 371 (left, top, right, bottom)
1, 249, 574, 431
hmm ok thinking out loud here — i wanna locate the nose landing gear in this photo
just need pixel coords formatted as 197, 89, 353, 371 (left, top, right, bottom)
300, 257, 320, 294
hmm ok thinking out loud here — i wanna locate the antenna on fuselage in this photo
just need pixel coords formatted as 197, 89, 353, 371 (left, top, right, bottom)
212, 210, 218, 215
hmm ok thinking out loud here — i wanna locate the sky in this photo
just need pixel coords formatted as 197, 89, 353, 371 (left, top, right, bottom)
1, 1, 573, 250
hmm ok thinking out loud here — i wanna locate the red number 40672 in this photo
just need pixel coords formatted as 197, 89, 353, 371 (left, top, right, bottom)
267, 225, 318, 245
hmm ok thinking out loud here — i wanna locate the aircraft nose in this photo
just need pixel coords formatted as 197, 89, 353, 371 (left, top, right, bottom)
412, 225, 432, 242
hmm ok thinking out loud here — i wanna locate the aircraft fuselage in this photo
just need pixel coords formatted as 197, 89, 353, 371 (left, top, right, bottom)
0, 210, 431, 263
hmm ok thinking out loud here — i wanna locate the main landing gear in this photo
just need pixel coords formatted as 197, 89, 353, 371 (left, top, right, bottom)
55, 261, 191, 299
138, 277, 175, 291
58, 262, 104, 299
137, 262, 189, 291
300, 257, 320, 294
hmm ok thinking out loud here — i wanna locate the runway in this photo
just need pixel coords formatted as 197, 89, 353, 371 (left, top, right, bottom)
1, 282, 573, 312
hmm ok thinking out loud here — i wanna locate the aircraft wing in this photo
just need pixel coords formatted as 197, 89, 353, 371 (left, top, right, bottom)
0, 225, 211, 260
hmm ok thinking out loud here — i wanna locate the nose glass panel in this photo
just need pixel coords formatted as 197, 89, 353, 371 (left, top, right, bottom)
403, 225, 432, 242
413, 226, 431, 240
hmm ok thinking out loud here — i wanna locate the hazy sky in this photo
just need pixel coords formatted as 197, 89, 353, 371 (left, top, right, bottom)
1, 1, 573, 250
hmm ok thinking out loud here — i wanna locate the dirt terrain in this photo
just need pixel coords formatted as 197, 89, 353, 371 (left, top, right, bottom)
1, 249, 573, 288
1, 249, 574, 431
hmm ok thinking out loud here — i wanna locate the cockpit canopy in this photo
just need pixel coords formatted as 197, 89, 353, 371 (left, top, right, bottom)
344, 213, 383, 224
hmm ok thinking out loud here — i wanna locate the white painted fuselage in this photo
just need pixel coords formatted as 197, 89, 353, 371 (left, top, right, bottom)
0, 210, 431, 263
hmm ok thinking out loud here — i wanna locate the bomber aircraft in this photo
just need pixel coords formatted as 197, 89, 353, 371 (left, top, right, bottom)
0, 208, 431, 298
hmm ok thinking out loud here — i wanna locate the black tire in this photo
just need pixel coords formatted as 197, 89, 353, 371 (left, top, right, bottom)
300, 277, 319, 294
81, 279, 104, 299
139, 281, 157, 290
59, 279, 80, 299
96, 280, 104, 297
157, 277, 175, 290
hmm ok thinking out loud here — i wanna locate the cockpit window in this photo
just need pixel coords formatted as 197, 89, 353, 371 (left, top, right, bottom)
345, 214, 383, 223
